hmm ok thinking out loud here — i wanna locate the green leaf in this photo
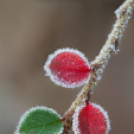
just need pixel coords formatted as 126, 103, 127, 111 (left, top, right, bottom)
15, 106, 63, 134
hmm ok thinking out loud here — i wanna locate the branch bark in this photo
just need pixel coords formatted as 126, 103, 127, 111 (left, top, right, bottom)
61, 0, 134, 133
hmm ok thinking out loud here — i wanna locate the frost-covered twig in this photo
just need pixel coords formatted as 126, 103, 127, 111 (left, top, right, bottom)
62, 0, 134, 133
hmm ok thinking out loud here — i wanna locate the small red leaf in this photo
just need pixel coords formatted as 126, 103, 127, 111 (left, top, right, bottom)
73, 102, 110, 134
44, 48, 90, 88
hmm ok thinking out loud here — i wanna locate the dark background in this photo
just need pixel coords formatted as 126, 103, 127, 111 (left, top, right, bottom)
0, 0, 134, 134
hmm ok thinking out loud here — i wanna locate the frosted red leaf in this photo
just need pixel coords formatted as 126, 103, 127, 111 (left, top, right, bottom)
44, 48, 90, 88
72, 102, 110, 134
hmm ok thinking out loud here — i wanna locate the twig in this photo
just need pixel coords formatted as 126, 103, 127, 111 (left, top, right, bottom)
61, 0, 134, 133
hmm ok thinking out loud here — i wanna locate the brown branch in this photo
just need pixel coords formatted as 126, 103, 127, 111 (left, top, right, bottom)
61, 0, 134, 134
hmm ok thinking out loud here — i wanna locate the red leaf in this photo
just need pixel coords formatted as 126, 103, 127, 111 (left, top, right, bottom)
73, 102, 110, 134
44, 48, 90, 88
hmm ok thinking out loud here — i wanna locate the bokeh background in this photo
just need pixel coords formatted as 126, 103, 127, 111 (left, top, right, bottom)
0, 0, 134, 134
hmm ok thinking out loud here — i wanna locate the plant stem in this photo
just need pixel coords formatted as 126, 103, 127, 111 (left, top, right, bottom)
61, 0, 134, 133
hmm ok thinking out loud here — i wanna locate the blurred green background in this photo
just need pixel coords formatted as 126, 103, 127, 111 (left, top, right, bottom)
0, 0, 134, 134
